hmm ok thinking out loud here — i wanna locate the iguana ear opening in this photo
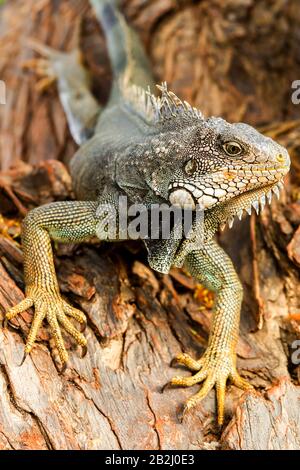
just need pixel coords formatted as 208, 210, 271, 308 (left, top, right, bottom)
184, 159, 197, 175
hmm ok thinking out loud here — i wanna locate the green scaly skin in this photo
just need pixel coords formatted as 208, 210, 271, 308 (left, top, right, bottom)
6, 0, 290, 425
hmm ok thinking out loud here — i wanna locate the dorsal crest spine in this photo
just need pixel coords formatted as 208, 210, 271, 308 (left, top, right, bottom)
121, 76, 204, 124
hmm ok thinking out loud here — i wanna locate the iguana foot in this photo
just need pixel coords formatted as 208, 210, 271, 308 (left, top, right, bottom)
22, 39, 61, 91
23, 22, 83, 92
6, 288, 87, 366
168, 350, 253, 425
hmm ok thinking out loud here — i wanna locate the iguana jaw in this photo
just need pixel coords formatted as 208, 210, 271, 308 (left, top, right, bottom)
169, 176, 287, 234
168, 164, 289, 211
215, 179, 284, 231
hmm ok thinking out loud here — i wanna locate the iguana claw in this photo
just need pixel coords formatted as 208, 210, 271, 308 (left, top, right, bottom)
6, 287, 87, 367
168, 350, 254, 426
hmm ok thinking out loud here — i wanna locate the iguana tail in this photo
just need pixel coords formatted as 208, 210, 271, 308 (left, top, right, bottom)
90, 0, 155, 97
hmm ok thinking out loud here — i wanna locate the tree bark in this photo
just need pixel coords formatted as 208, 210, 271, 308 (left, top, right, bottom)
0, 0, 300, 450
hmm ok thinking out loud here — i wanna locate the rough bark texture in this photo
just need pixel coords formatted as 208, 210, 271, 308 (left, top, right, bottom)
0, 0, 300, 450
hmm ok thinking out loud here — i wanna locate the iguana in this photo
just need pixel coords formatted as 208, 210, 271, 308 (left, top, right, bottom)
6, 0, 290, 425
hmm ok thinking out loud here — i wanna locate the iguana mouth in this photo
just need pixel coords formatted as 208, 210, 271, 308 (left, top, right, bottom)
217, 180, 284, 230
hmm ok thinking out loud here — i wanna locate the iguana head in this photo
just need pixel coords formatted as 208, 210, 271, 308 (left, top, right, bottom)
126, 82, 290, 227
142, 88, 290, 227
166, 117, 290, 217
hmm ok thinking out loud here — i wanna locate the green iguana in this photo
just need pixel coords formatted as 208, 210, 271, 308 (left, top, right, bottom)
6, 0, 290, 425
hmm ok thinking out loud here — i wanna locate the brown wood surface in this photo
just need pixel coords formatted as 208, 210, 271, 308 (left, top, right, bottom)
0, 0, 300, 450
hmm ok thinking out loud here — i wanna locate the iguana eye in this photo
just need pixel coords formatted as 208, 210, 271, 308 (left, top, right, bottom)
222, 141, 243, 156
184, 159, 197, 175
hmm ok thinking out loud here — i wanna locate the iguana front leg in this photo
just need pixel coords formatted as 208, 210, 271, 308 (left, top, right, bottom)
6, 201, 100, 365
168, 239, 253, 425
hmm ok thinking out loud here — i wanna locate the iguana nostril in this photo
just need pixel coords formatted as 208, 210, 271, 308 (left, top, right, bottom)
277, 154, 285, 163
